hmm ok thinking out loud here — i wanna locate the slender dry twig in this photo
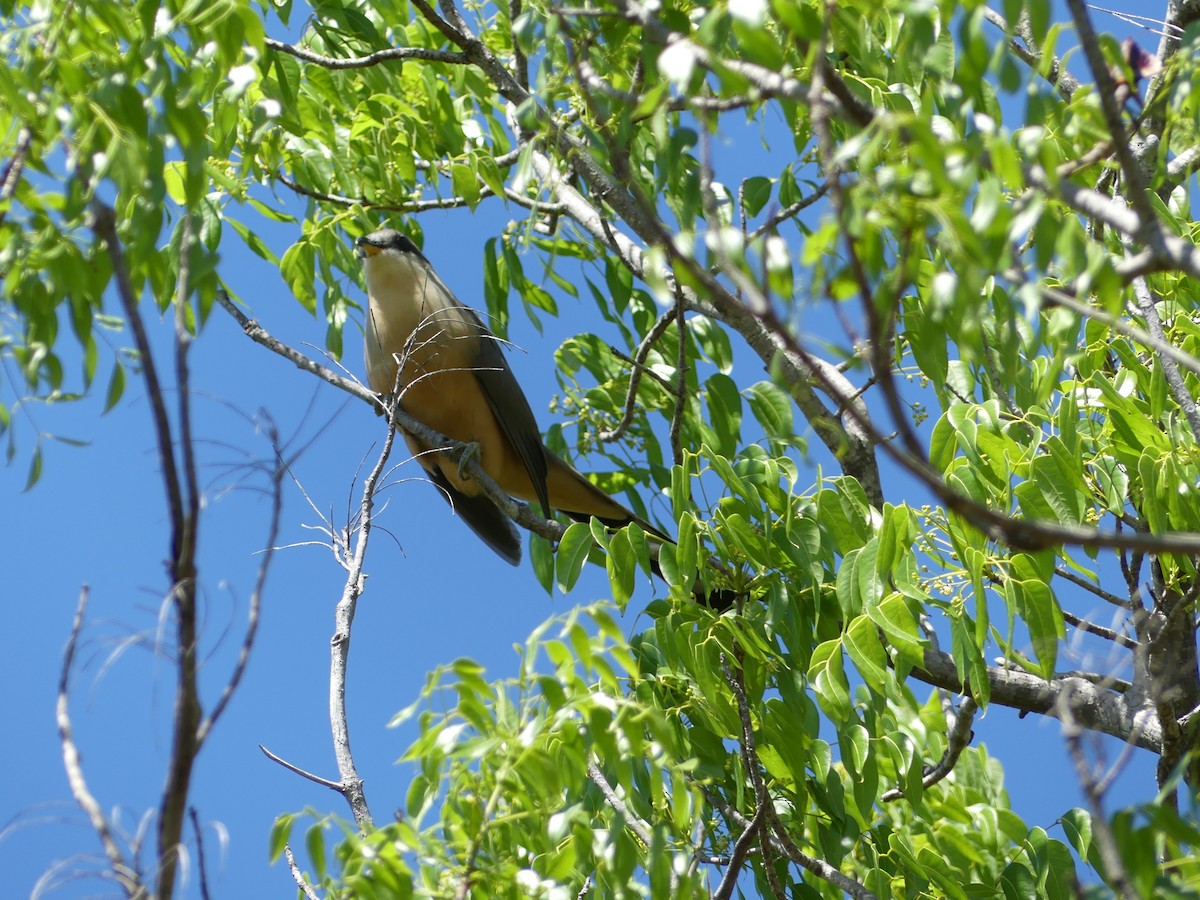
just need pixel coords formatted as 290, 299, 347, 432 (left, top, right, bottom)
1133, 275, 1200, 442
586, 761, 653, 846
57, 587, 142, 896
196, 423, 286, 746
1061, 609, 1139, 650
1020, 273, 1200, 380
1054, 565, 1132, 610
763, 803, 878, 900
982, 7, 1079, 98
746, 180, 831, 241
524, 144, 883, 505
284, 844, 322, 900
326, 402, 408, 831
715, 653, 770, 900
92, 202, 186, 539
597, 307, 676, 443
670, 286, 688, 467
156, 216, 204, 900
258, 744, 345, 792
0, 126, 33, 228
265, 36, 466, 67
883, 697, 978, 801
1066, 0, 1157, 226
711, 802, 766, 900
276, 170, 565, 214
189, 807, 212, 900
1061, 694, 1139, 899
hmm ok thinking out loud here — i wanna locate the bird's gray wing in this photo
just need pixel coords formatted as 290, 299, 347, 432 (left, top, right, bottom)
424, 465, 522, 566
464, 309, 553, 518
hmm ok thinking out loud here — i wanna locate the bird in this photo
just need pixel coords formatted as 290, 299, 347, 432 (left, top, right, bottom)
356, 227, 670, 566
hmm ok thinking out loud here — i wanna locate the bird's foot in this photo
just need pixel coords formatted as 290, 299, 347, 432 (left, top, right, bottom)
456, 441, 481, 480
376, 391, 395, 418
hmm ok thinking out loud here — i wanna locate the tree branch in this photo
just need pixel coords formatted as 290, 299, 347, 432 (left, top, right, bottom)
982, 7, 1079, 99
265, 36, 467, 67
57, 587, 142, 897
596, 307, 675, 443
196, 422, 286, 747
1061, 696, 1140, 899
284, 844, 322, 900
883, 697, 977, 801
0, 126, 33, 228
912, 646, 1160, 751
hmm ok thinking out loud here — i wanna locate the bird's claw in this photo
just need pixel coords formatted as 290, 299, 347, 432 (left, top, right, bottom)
457, 441, 481, 480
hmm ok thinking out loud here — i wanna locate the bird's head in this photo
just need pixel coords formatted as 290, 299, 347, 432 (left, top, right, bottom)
355, 228, 423, 261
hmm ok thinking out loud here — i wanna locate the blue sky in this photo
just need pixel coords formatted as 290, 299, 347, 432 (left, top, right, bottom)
1, 2, 1168, 896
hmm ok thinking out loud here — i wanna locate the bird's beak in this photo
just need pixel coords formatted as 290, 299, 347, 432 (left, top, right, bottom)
355, 237, 381, 259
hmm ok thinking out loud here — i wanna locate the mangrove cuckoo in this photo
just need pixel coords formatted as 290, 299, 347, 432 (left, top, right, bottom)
357, 228, 669, 565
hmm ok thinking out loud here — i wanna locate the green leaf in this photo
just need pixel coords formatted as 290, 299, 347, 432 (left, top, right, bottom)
280, 240, 316, 314
229, 218, 280, 265
103, 360, 126, 413
606, 528, 635, 608
741, 176, 772, 216
555, 523, 594, 593
868, 593, 924, 670
1059, 808, 1094, 867
704, 372, 742, 458
450, 162, 481, 207
23, 445, 42, 491
746, 381, 794, 443
268, 814, 297, 863
675, 511, 699, 587
844, 615, 888, 692
306, 822, 327, 881
530, 533, 554, 595
999, 861, 1038, 900
808, 639, 851, 723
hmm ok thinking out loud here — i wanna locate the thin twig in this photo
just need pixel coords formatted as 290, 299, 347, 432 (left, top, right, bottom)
597, 308, 675, 443
746, 180, 831, 241
982, 7, 1079, 98
189, 807, 212, 900
197, 423, 285, 745
1061, 692, 1139, 899
715, 653, 769, 900
284, 844, 322, 900
711, 802, 765, 900
157, 215, 203, 900
1133, 275, 1200, 443
1061, 610, 1139, 650
1065, 0, 1155, 226
265, 36, 467, 67
587, 761, 654, 846
259, 744, 346, 792
57, 587, 142, 896
883, 697, 978, 801
670, 288, 687, 467
92, 201, 185, 545
94, 199, 201, 899
0, 126, 33, 228
1054, 565, 1131, 610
